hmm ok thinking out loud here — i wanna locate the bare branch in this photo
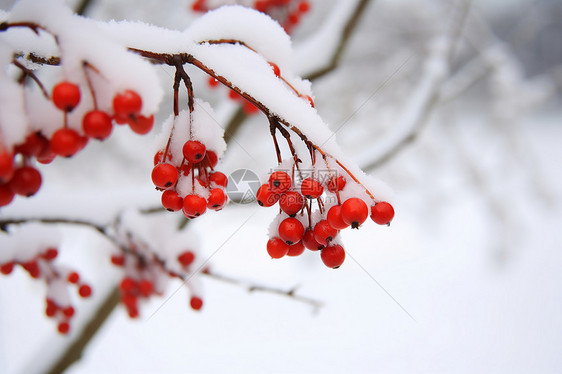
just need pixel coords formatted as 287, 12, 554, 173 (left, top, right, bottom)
361, 0, 471, 171
298, 0, 374, 81
202, 269, 323, 312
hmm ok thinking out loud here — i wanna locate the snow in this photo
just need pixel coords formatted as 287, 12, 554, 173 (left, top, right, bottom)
186, 5, 292, 67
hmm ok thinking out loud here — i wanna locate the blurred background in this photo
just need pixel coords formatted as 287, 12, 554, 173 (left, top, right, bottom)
1, 0, 561, 373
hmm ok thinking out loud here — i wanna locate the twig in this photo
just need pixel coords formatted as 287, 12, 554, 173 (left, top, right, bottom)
12, 59, 50, 98
304, 0, 373, 81
0, 215, 323, 307
202, 269, 322, 313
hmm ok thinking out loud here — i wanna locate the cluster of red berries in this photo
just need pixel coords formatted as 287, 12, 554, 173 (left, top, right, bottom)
0, 247, 92, 334
111, 247, 203, 317
191, 0, 310, 34
177, 250, 204, 311
258, 170, 395, 268
0, 82, 153, 209
152, 129, 227, 219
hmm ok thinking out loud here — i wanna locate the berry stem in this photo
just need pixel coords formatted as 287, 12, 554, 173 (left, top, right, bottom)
83, 61, 99, 110
173, 68, 181, 117
268, 117, 283, 164
172, 55, 195, 113
127, 49, 377, 202
13, 59, 50, 99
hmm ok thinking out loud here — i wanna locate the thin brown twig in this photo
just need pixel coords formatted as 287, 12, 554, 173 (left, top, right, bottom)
12, 59, 50, 98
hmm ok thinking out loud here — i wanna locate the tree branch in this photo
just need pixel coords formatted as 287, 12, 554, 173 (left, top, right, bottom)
304, 0, 372, 81
361, 0, 471, 171
1, 214, 323, 374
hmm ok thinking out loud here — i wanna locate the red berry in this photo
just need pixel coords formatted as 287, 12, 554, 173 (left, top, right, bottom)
138, 280, 154, 297
279, 191, 304, 216
110, 255, 125, 266
182, 140, 206, 164
161, 190, 183, 211
67, 272, 80, 283
42, 247, 58, 261
114, 115, 128, 125
254, 1, 268, 12
128, 306, 140, 319
78, 284, 92, 298
301, 178, 323, 199
63, 306, 75, 317
243, 101, 259, 115
83, 110, 113, 140
50, 128, 82, 157
302, 228, 323, 251
327, 175, 346, 193
121, 293, 138, 310
0, 262, 14, 275
209, 171, 228, 187
269, 171, 291, 193
191, 0, 206, 12
313, 220, 338, 246
207, 188, 227, 210
288, 12, 300, 25
113, 90, 142, 119
22, 260, 40, 278
57, 321, 70, 334
327, 205, 350, 230
178, 251, 195, 267
182, 194, 207, 218
45, 299, 57, 317
120, 277, 136, 293
266, 237, 289, 259
190, 296, 203, 311
9, 166, 42, 197
269, 62, 281, 77
128, 114, 154, 135
371, 202, 395, 225
14, 132, 48, 157
204, 150, 218, 168
0, 183, 15, 207
287, 241, 305, 257
341, 198, 369, 228
208, 76, 219, 87
52, 82, 80, 112
0, 151, 14, 183
151, 163, 178, 189
298, 1, 310, 13
278, 217, 304, 245
36, 144, 56, 164
256, 183, 280, 207
228, 89, 241, 101
154, 150, 165, 165
321, 244, 345, 269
